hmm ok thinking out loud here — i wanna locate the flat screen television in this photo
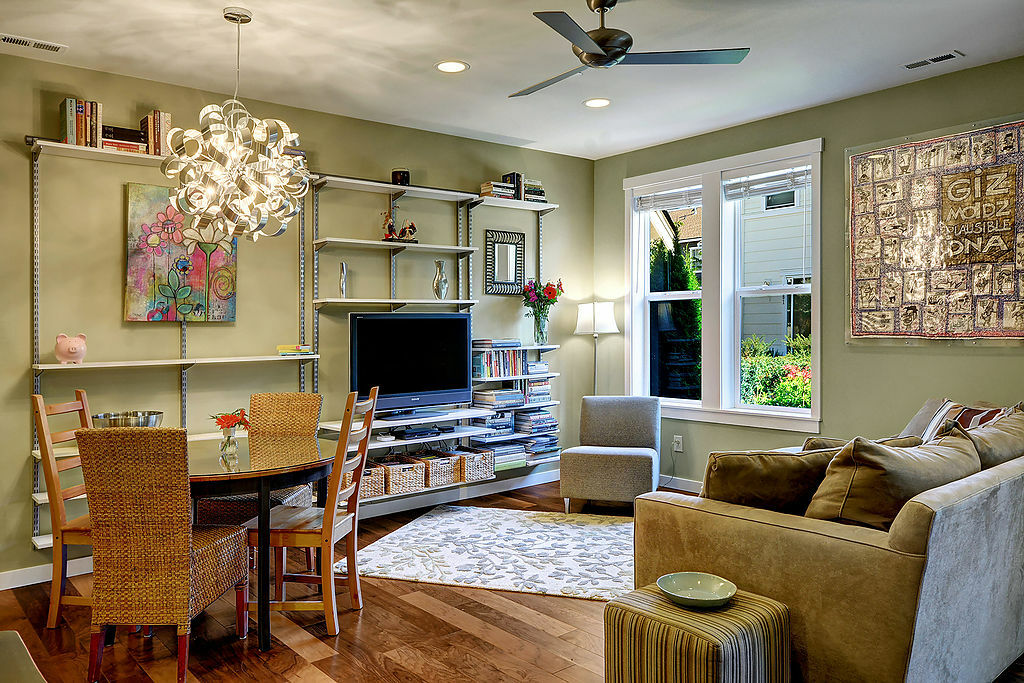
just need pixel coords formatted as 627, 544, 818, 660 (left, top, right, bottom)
350, 312, 472, 412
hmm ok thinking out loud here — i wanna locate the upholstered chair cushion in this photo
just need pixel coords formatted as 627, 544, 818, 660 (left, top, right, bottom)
806, 425, 981, 530
958, 404, 1024, 469
578, 396, 660, 450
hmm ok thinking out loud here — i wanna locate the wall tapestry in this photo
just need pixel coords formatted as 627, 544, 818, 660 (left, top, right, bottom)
848, 118, 1023, 338
125, 183, 237, 322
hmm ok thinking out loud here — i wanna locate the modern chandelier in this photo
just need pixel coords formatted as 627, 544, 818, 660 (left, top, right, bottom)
161, 6, 310, 242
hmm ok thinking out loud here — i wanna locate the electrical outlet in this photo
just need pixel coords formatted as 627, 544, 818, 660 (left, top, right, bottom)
672, 435, 683, 453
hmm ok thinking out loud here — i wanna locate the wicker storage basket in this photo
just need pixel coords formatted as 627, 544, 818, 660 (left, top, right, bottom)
376, 455, 426, 495
450, 446, 495, 482
342, 463, 385, 500
401, 451, 461, 488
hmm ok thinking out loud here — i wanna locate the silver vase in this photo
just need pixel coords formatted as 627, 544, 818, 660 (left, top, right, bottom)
339, 262, 348, 298
433, 260, 449, 300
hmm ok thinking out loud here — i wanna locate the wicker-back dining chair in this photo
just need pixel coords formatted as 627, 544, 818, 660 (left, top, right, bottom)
76, 427, 248, 683
241, 387, 378, 636
31, 390, 94, 629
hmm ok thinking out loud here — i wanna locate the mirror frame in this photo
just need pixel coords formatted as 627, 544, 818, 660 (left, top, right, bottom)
484, 229, 526, 295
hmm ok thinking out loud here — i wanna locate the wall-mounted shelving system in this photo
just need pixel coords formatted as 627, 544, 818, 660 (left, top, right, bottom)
26, 138, 313, 546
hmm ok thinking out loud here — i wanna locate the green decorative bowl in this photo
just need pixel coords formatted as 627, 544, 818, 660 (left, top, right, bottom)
656, 572, 736, 608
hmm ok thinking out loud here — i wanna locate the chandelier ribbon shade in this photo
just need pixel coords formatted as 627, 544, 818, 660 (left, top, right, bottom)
160, 7, 310, 242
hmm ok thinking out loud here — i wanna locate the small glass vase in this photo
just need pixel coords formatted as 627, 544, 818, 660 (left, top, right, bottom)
533, 314, 549, 345
219, 427, 239, 472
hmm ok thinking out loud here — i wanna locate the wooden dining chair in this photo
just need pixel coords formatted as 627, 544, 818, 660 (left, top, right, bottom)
76, 427, 249, 683
241, 387, 378, 635
31, 390, 93, 629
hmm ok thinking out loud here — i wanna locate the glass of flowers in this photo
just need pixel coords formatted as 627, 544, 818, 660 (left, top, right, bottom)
522, 279, 564, 345
212, 409, 249, 471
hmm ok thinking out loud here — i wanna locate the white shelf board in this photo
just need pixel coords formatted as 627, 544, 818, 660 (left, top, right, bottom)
472, 196, 558, 213
314, 298, 477, 309
33, 140, 165, 167
472, 372, 559, 383
32, 491, 86, 506
371, 407, 494, 429
314, 237, 477, 256
31, 430, 247, 460
472, 345, 559, 352
360, 475, 497, 504
526, 453, 561, 466
366, 425, 494, 450
32, 534, 54, 550
315, 174, 477, 202
472, 428, 559, 444
32, 354, 318, 372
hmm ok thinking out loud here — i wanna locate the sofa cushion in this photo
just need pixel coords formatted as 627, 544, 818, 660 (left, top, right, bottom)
904, 398, 1011, 442
955, 404, 1024, 469
805, 426, 981, 530
702, 436, 926, 515
803, 435, 923, 451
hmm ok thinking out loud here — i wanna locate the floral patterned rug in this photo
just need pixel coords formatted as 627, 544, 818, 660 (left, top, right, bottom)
341, 505, 634, 601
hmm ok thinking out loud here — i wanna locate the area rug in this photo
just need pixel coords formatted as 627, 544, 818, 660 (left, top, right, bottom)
339, 505, 634, 600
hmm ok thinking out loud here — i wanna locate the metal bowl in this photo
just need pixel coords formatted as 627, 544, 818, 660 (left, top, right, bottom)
91, 411, 164, 428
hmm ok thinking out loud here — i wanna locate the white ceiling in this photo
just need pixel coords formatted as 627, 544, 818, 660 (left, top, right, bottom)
3, 0, 1024, 159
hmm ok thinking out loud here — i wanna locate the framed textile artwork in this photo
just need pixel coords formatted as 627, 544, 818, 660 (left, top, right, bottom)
847, 116, 1024, 339
125, 183, 237, 322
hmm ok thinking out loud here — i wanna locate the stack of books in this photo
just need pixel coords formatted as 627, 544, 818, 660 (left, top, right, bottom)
473, 349, 526, 378
277, 344, 313, 356
525, 377, 551, 404
60, 97, 102, 148
480, 181, 515, 199
472, 411, 513, 436
102, 125, 147, 154
492, 442, 528, 471
473, 388, 526, 409
140, 110, 172, 155
526, 360, 549, 375
58, 98, 170, 156
514, 409, 558, 434
517, 433, 560, 457
524, 178, 546, 203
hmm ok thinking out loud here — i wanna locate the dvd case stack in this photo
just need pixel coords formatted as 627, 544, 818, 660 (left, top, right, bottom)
524, 377, 551, 404
517, 432, 560, 458
514, 409, 558, 434
472, 411, 513, 436
492, 442, 528, 471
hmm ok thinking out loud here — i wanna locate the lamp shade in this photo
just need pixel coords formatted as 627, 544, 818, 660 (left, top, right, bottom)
574, 301, 619, 336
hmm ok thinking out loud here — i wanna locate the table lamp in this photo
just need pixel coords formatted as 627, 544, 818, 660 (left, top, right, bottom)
574, 301, 620, 394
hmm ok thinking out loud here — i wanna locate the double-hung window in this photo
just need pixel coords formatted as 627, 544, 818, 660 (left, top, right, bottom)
624, 140, 822, 432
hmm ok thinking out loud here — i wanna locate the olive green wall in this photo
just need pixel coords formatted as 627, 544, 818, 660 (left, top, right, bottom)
594, 55, 1024, 483
0, 53, 595, 575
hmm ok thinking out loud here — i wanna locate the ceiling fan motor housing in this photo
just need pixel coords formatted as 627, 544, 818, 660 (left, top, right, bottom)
573, 27, 633, 66
587, 0, 618, 12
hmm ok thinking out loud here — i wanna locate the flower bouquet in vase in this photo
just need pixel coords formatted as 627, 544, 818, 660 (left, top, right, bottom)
212, 409, 249, 471
522, 279, 564, 345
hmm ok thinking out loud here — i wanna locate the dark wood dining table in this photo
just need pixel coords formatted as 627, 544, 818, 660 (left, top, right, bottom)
187, 435, 338, 651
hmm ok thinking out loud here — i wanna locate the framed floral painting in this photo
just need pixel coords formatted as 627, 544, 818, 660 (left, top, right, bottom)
125, 183, 237, 322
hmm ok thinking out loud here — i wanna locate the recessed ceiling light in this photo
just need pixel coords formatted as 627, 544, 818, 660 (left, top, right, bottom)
436, 60, 469, 73
584, 98, 611, 108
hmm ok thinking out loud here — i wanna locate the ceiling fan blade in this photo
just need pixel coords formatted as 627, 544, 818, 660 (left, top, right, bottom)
620, 48, 750, 65
508, 65, 589, 98
534, 11, 606, 56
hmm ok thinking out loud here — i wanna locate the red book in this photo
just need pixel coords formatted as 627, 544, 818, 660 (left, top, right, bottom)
76, 99, 84, 146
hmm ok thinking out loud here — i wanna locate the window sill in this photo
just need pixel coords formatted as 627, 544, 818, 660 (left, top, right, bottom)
660, 402, 821, 434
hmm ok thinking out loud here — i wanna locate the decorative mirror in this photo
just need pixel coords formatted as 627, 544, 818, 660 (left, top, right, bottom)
484, 229, 525, 295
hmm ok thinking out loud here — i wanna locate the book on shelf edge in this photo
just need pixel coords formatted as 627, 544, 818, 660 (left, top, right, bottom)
101, 140, 148, 154
102, 125, 147, 143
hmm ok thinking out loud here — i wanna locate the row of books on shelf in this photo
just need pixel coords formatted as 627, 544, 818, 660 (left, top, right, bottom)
276, 344, 313, 356
472, 354, 551, 380
472, 338, 521, 348
478, 172, 547, 202
58, 96, 170, 155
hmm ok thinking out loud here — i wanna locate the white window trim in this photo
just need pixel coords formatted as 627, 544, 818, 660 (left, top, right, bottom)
623, 139, 822, 434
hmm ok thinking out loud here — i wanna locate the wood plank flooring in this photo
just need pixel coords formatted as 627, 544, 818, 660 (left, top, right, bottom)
6, 481, 1023, 682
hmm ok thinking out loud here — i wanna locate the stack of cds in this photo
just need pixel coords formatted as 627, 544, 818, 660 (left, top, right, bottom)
514, 409, 558, 434
492, 442, 528, 471
525, 377, 551, 404
472, 411, 513, 436
517, 433, 560, 457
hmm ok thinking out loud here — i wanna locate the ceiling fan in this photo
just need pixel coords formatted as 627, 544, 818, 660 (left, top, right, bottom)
510, 0, 750, 97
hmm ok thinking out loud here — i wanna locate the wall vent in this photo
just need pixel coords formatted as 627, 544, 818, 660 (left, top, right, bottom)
904, 50, 964, 70
0, 33, 68, 54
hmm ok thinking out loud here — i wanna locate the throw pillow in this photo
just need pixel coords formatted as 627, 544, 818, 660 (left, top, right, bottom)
915, 398, 1012, 442
947, 404, 1024, 469
701, 448, 840, 515
805, 425, 981, 531
803, 435, 923, 451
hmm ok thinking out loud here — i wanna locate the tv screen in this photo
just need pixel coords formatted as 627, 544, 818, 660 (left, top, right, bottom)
350, 312, 472, 411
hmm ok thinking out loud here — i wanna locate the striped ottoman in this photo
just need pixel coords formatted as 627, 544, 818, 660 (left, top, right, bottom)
605, 584, 790, 683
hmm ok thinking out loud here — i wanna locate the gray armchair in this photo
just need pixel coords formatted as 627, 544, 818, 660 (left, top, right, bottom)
559, 396, 661, 512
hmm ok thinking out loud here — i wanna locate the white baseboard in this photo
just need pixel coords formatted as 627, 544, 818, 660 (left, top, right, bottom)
659, 475, 702, 494
361, 468, 561, 519
0, 555, 93, 591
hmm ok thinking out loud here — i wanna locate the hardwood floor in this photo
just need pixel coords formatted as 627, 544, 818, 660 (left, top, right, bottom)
8, 481, 1024, 682
3, 482, 625, 682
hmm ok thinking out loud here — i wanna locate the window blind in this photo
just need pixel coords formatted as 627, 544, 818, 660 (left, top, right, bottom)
635, 184, 702, 211
722, 165, 811, 200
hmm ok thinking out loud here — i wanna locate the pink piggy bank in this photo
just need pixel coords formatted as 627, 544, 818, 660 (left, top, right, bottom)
55, 333, 87, 364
